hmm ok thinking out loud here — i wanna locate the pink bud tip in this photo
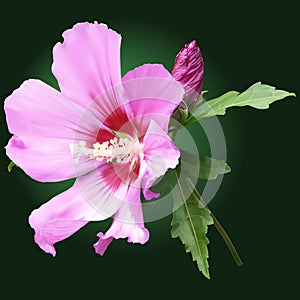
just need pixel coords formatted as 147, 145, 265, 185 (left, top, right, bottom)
172, 40, 204, 105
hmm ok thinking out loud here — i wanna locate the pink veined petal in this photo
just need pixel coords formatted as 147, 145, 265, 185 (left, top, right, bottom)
6, 136, 89, 182
51, 22, 133, 136
52, 22, 122, 109
29, 164, 129, 256
122, 64, 184, 135
4, 79, 103, 182
4, 79, 84, 139
93, 233, 113, 255
142, 120, 180, 200
85, 87, 134, 138
94, 182, 149, 256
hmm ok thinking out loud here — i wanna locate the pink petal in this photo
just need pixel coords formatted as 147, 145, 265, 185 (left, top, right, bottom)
93, 233, 113, 255
86, 90, 134, 137
29, 164, 129, 256
52, 22, 122, 108
6, 136, 81, 182
94, 183, 149, 255
4, 79, 102, 182
4, 79, 84, 139
142, 120, 180, 200
122, 64, 184, 135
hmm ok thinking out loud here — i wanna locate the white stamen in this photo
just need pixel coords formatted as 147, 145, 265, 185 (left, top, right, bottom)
92, 137, 133, 163
69, 137, 143, 165
69, 141, 93, 164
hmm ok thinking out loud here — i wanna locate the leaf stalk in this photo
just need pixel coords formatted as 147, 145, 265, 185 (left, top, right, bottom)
192, 187, 243, 267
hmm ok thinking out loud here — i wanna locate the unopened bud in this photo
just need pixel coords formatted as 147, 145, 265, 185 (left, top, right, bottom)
172, 40, 204, 105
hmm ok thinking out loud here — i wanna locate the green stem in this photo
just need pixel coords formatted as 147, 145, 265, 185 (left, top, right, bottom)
168, 129, 177, 141
193, 187, 243, 267
182, 116, 197, 127
169, 125, 243, 267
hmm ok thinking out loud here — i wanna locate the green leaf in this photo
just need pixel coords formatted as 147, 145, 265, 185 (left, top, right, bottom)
199, 156, 231, 180
149, 150, 230, 200
149, 151, 230, 202
179, 149, 231, 180
171, 175, 214, 279
7, 161, 17, 172
147, 167, 178, 197
190, 82, 296, 120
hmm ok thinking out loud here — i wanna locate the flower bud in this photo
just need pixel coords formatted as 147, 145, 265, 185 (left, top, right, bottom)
172, 40, 204, 105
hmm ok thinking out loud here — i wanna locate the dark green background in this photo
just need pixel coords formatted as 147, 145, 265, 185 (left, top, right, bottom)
1, 1, 299, 299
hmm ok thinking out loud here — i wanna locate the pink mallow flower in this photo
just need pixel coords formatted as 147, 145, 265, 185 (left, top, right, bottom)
172, 40, 204, 105
4, 22, 184, 256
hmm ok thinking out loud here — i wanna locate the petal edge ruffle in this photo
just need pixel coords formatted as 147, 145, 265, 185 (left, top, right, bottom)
29, 164, 129, 255
94, 183, 149, 255
52, 22, 122, 108
4, 79, 96, 182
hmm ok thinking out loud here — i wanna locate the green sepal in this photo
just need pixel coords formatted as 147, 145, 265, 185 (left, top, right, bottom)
179, 101, 189, 123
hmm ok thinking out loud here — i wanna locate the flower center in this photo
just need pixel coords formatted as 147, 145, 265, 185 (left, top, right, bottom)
92, 137, 137, 163
70, 136, 143, 165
